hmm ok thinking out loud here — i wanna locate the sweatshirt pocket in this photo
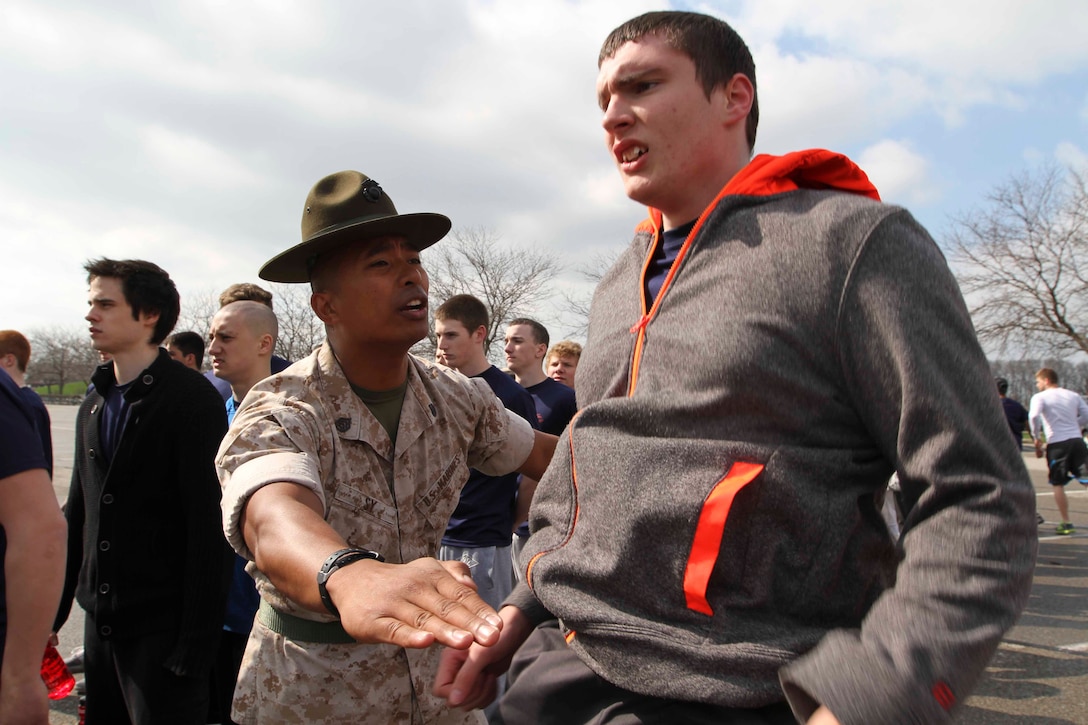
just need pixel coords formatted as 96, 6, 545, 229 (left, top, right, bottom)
683, 461, 764, 615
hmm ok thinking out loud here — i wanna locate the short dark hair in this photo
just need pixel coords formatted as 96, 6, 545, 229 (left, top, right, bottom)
435, 294, 489, 335
599, 11, 759, 152
167, 331, 205, 365
0, 330, 31, 372
84, 258, 179, 345
219, 283, 274, 309
1036, 368, 1059, 386
508, 317, 549, 348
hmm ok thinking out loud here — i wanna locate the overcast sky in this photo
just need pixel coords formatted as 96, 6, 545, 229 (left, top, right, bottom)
3, 0, 1086, 343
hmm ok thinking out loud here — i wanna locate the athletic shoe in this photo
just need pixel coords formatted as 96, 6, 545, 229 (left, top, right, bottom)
1055, 522, 1075, 535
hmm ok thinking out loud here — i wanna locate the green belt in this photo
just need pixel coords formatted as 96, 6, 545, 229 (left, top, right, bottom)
257, 599, 356, 644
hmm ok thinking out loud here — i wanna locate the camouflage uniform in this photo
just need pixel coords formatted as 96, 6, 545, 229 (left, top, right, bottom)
217, 341, 534, 724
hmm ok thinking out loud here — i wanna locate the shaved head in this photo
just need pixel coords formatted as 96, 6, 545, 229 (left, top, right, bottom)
209, 301, 279, 397
217, 300, 279, 341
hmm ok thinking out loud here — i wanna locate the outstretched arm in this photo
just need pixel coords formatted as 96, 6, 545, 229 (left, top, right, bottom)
518, 431, 557, 482
242, 481, 503, 650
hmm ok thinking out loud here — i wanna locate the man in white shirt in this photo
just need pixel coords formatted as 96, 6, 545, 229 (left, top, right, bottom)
1029, 367, 1088, 535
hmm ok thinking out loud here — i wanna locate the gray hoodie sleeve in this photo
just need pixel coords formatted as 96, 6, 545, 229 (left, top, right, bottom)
779, 211, 1037, 724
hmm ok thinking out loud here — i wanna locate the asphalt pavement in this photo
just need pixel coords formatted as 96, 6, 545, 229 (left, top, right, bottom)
42, 404, 1088, 724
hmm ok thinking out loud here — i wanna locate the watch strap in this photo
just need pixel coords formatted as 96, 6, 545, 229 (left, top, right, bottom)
316, 547, 384, 618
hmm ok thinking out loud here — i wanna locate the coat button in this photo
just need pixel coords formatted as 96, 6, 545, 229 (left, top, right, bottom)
100, 625, 112, 636
99, 540, 110, 551
103, 494, 114, 504
88, 449, 96, 459
142, 374, 154, 385
99, 583, 110, 594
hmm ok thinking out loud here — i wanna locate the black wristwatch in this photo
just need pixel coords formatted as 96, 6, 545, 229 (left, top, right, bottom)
316, 547, 384, 618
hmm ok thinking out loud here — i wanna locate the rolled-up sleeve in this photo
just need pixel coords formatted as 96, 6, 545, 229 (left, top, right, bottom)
216, 400, 326, 561
466, 378, 536, 477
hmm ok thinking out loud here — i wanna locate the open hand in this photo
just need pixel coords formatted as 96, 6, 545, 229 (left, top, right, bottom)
327, 557, 503, 650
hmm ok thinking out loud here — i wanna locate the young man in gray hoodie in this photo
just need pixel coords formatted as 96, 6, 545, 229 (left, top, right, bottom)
435, 10, 1036, 725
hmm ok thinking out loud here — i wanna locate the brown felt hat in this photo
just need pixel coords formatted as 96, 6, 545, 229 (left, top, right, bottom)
259, 170, 451, 283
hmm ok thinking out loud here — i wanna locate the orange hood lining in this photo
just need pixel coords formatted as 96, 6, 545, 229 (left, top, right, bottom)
626, 149, 879, 396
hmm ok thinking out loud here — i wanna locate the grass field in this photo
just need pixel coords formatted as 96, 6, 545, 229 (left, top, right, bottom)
34, 381, 88, 396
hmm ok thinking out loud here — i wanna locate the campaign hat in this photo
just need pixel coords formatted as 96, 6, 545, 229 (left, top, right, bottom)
259, 170, 451, 283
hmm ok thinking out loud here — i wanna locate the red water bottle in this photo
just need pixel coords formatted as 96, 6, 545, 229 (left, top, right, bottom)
40, 643, 76, 699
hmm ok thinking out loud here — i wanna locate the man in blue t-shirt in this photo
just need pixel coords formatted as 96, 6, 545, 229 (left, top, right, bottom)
504, 318, 577, 575
434, 296, 538, 612
0, 364, 67, 722
0, 329, 53, 477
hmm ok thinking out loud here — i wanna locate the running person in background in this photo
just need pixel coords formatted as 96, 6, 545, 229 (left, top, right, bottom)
996, 377, 1028, 448
1029, 367, 1088, 535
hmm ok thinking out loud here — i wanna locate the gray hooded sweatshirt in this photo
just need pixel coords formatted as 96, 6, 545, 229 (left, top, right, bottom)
508, 150, 1036, 724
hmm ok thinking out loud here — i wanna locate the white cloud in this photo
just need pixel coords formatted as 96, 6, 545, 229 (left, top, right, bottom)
1, 0, 1086, 337
139, 126, 267, 191
721, 0, 1088, 82
1021, 147, 1046, 165
754, 46, 932, 152
709, 0, 1088, 127
857, 140, 939, 206
1054, 142, 1088, 172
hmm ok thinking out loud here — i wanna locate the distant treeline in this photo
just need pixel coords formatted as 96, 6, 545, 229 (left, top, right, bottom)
990, 358, 1088, 402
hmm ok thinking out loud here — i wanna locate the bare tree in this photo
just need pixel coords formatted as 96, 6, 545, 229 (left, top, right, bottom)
947, 165, 1088, 358
27, 326, 99, 394
561, 249, 623, 338
269, 283, 324, 362
175, 287, 220, 343
422, 227, 562, 360
991, 357, 1088, 400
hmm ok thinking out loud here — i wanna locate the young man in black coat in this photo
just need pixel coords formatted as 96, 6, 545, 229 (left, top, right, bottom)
53, 258, 232, 725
